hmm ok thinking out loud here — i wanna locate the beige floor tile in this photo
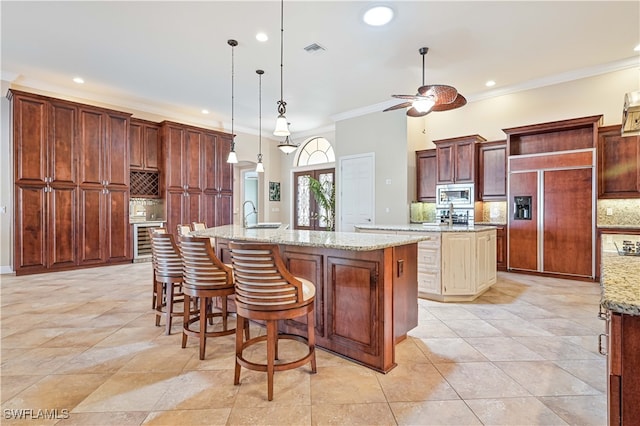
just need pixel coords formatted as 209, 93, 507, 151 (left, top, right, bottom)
93, 326, 164, 347
465, 336, 545, 361
376, 362, 459, 402
1, 328, 67, 348
235, 368, 313, 406
229, 405, 311, 425
0, 347, 83, 376
393, 338, 432, 364
40, 328, 115, 348
514, 336, 602, 360
0, 375, 44, 403
390, 400, 483, 425
311, 402, 396, 425
72, 372, 178, 412
553, 359, 607, 393
415, 338, 488, 363
462, 304, 522, 320
151, 370, 238, 410
56, 411, 149, 425
495, 361, 601, 396
434, 362, 531, 399
310, 365, 385, 405
54, 343, 151, 374
530, 318, 600, 336
143, 408, 231, 425
425, 306, 481, 320
2, 373, 111, 412
486, 317, 555, 337
440, 319, 505, 337
539, 395, 607, 426
466, 397, 569, 425
408, 321, 458, 339
118, 343, 195, 373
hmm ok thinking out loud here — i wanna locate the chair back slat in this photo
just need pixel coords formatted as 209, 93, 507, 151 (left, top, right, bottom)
229, 242, 304, 310
191, 222, 206, 231
150, 232, 182, 277
176, 224, 192, 236
179, 236, 233, 289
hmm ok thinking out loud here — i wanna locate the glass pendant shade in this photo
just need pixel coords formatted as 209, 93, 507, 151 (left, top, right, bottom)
278, 136, 298, 154
413, 98, 435, 113
256, 159, 265, 173
273, 114, 290, 136
226, 149, 238, 164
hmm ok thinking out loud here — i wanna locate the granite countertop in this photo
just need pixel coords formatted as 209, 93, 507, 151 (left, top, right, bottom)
597, 225, 640, 230
354, 223, 497, 233
195, 225, 426, 251
601, 252, 640, 316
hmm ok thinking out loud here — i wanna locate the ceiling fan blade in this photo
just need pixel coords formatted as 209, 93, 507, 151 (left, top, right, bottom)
432, 93, 467, 111
406, 107, 430, 118
383, 102, 412, 112
391, 94, 420, 100
418, 85, 458, 105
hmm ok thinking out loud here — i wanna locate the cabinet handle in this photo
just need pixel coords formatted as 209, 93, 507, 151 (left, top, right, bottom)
597, 306, 609, 321
397, 259, 404, 277
598, 333, 608, 356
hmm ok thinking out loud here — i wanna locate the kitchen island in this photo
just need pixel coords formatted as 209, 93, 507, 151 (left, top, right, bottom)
355, 224, 497, 302
600, 235, 640, 425
195, 225, 425, 373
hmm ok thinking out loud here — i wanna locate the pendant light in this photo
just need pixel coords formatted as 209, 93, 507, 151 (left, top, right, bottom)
226, 39, 238, 164
256, 69, 265, 173
273, 0, 290, 137
277, 131, 298, 154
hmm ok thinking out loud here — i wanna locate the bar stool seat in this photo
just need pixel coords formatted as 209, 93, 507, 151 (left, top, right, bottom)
150, 231, 185, 335
229, 241, 317, 401
180, 235, 246, 360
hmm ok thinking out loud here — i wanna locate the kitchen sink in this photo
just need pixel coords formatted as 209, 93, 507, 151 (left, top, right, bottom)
245, 222, 287, 229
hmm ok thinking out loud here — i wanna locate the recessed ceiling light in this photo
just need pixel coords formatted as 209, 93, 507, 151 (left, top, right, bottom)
201, 109, 209, 114
634, 44, 640, 52
256, 32, 268, 42
363, 6, 394, 26
73, 77, 84, 84
485, 80, 496, 87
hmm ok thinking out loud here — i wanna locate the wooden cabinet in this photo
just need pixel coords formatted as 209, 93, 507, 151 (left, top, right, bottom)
441, 232, 475, 295
11, 90, 131, 275
12, 93, 78, 274
416, 149, 436, 201
606, 312, 640, 425
495, 225, 507, 271
161, 121, 233, 233
130, 118, 159, 171
478, 141, 507, 200
77, 106, 131, 265
598, 124, 640, 199
434, 135, 486, 184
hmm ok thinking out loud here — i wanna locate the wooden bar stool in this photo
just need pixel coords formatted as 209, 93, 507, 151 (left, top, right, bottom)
179, 235, 243, 360
149, 231, 185, 335
148, 227, 167, 310
228, 241, 316, 401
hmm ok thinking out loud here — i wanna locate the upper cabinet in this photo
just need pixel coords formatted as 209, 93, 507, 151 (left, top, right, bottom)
130, 118, 159, 172
416, 149, 436, 201
598, 124, 640, 199
433, 135, 486, 184
478, 140, 507, 200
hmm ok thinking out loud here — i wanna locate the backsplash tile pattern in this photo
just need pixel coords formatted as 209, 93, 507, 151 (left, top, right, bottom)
130, 198, 165, 221
597, 199, 640, 226
481, 201, 507, 224
410, 202, 436, 223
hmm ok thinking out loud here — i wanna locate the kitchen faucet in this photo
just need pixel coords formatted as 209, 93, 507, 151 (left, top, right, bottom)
242, 200, 257, 228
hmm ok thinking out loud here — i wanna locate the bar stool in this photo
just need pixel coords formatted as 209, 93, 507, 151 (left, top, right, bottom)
150, 232, 185, 335
149, 227, 167, 310
228, 241, 317, 401
176, 224, 192, 237
191, 222, 206, 231
179, 235, 243, 360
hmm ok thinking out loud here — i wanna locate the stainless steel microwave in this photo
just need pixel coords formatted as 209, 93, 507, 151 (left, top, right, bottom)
436, 184, 475, 209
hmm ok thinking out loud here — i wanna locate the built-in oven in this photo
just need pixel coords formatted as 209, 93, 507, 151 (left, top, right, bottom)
436, 183, 475, 209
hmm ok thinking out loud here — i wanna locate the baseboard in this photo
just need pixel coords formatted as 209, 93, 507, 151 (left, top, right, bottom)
0, 265, 14, 275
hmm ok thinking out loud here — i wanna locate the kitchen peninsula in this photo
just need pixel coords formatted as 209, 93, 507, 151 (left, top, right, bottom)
195, 225, 425, 373
355, 224, 497, 302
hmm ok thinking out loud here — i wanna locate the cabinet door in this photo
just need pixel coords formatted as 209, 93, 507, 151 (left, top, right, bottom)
479, 142, 507, 200
78, 108, 104, 186
416, 150, 436, 201
543, 168, 593, 277
78, 187, 105, 265
598, 125, 640, 198
163, 124, 185, 189
508, 171, 538, 271
436, 142, 455, 184
441, 233, 475, 294
185, 130, 203, 190
105, 188, 130, 262
216, 135, 234, 192
495, 225, 507, 271
202, 132, 218, 192
454, 140, 475, 182
476, 230, 496, 292
129, 121, 144, 170
14, 185, 47, 272
143, 124, 159, 171
14, 94, 48, 184
48, 186, 77, 269
105, 112, 129, 187
215, 192, 233, 226
165, 190, 185, 235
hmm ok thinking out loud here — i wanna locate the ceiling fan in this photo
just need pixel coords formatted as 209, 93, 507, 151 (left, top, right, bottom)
383, 47, 466, 117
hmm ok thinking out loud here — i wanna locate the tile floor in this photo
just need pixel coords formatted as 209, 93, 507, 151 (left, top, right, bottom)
1, 263, 607, 425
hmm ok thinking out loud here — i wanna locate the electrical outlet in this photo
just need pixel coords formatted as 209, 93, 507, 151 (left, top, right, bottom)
606, 208, 613, 216
0, 206, 6, 214
385, 179, 392, 185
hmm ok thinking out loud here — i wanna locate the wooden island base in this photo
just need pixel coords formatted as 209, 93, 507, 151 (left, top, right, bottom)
215, 237, 418, 373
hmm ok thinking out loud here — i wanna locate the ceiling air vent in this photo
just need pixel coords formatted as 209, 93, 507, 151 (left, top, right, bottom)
304, 43, 326, 54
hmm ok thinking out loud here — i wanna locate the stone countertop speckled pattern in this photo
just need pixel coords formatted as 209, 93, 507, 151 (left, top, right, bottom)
354, 224, 497, 233
601, 252, 640, 316
195, 225, 426, 251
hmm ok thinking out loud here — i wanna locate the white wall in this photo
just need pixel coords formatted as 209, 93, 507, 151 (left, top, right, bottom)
335, 110, 408, 225
0, 81, 12, 273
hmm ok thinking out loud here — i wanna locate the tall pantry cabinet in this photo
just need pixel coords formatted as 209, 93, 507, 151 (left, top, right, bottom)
11, 90, 131, 275
161, 121, 233, 233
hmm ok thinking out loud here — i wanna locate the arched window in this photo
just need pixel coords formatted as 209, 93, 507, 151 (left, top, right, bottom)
296, 137, 335, 167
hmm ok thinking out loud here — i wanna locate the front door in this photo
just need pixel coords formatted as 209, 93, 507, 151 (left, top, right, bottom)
293, 168, 335, 231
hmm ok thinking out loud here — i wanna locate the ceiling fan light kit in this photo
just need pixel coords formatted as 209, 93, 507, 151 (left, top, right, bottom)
384, 46, 466, 117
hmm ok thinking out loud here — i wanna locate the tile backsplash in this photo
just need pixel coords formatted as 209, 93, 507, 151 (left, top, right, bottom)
480, 201, 507, 224
597, 199, 640, 227
130, 198, 165, 221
